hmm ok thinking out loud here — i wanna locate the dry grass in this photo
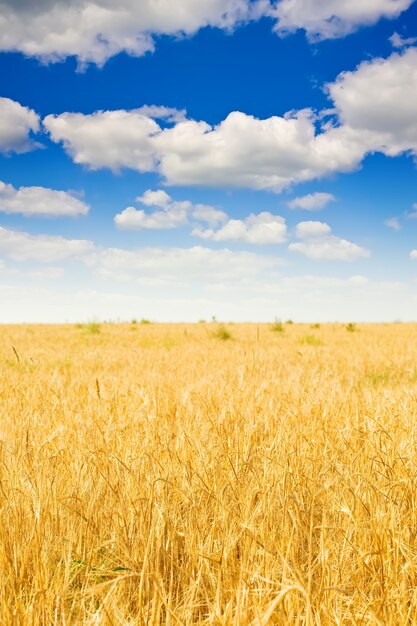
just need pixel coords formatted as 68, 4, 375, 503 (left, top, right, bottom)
1, 322, 417, 624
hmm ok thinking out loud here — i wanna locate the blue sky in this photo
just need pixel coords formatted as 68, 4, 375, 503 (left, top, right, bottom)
0, 0, 417, 322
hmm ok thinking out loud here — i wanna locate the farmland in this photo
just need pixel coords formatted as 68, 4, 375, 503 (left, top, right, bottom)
1, 322, 417, 624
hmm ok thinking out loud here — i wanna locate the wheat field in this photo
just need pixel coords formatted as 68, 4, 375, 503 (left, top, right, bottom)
1, 322, 417, 625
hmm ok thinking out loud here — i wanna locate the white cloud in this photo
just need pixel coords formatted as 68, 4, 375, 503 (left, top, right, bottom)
44, 109, 160, 171
290, 238, 370, 261
0, 180, 89, 217
0, 0, 411, 66
43, 47, 417, 192
287, 192, 336, 210
45, 107, 364, 191
154, 109, 355, 190
0, 0, 265, 66
0, 226, 94, 262
327, 46, 417, 158
385, 217, 401, 231
137, 189, 172, 208
168, 46, 417, 187
88, 245, 279, 284
389, 31, 417, 49
290, 220, 370, 261
0, 97, 40, 154
410, 249, 417, 260
115, 204, 190, 230
134, 106, 187, 123
115, 189, 227, 230
270, 0, 413, 41
191, 204, 228, 227
0, 223, 282, 305
295, 220, 332, 238
193, 212, 287, 245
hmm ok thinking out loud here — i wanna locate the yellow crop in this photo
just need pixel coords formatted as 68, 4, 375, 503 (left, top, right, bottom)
1, 322, 416, 624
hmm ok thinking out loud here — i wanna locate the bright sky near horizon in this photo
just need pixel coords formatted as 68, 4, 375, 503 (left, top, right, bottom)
0, 0, 417, 322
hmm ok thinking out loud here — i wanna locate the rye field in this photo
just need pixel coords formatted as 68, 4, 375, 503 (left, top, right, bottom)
1, 322, 417, 625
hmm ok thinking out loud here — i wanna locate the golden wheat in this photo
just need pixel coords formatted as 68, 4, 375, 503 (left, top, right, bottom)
1, 323, 417, 624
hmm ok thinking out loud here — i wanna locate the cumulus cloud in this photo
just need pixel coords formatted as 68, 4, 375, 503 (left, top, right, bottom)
327, 46, 417, 158
114, 189, 227, 230
0, 180, 89, 217
43, 47, 417, 192
290, 238, 370, 261
0, 226, 94, 262
44, 109, 161, 172
193, 211, 287, 245
270, 0, 413, 41
115, 204, 190, 230
289, 220, 370, 261
0, 97, 40, 154
191, 204, 228, 227
294, 220, 332, 239
162, 46, 417, 186
287, 192, 336, 210
137, 189, 172, 208
0, 0, 265, 66
45, 108, 364, 191
0, 0, 412, 66
154, 109, 357, 190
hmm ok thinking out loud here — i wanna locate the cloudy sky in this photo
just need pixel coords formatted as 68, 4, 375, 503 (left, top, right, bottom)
1, 0, 417, 322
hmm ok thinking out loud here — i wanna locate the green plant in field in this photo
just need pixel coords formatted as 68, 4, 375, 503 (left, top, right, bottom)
131, 319, 137, 325
70, 557, 129, 585
310, 323, 320, 329
213, 324, 232, 340
299, 334, 323, 346
84, 322, 101, 334
140, 318, 152, 325
365, 368, 393, 388
346, 322, 357, 332
286, 319, 294, 324
270, 319, 284, 332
